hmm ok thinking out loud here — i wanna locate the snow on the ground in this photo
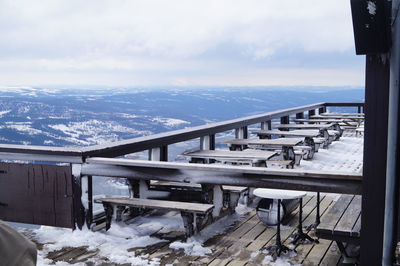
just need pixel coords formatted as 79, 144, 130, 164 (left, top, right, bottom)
48, 119, 151, 145
298, 136, 363, 173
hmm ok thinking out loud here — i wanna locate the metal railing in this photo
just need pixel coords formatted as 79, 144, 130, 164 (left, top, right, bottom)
0, 102, 364, 162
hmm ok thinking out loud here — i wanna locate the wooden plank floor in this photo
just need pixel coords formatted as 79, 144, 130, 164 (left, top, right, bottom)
23, 194, 350, 265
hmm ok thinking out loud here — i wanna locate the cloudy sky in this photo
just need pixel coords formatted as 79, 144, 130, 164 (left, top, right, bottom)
0, 0, 364, 87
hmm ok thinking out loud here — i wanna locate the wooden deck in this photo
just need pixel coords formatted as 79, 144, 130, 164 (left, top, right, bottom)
23, 194, 350, 265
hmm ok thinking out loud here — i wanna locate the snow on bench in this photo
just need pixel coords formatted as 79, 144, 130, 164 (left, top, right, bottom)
95, 197, 214, 238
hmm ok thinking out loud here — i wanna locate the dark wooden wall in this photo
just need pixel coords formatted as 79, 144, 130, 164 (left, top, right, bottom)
0, 163, 74, 228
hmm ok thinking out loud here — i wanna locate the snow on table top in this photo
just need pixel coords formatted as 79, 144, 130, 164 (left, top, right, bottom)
253, 188, 306, 199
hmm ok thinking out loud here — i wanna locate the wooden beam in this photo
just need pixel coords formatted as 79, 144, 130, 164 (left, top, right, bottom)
360, 54, 390, 264
0, 152, 83, 163
81, 158, 362, 195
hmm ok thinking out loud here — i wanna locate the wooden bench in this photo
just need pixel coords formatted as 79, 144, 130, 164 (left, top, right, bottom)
220, 137, 314, 161
275, 123, 343, 139
94, 197, 214, 238
181, 149, 295, 168
294, 118, 359, 127
251, 129, 330, 149
148, 181, 249, 211
311, 114, 364, 123
316, 194, 361, 258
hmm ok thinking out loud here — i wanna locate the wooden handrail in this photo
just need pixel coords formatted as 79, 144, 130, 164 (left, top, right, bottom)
0, 102, 364, 160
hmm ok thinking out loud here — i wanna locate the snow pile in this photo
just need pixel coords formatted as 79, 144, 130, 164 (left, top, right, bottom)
34, 223, 165, 266
169, 240, 212, 256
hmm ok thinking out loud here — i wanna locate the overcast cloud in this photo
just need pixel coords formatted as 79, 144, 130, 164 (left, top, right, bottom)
0, 0, 364, 87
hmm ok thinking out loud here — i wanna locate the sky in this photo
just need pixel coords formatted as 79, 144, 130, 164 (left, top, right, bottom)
0, 0, 365, 88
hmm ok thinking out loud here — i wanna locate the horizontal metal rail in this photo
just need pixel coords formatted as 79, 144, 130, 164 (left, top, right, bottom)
0, 102, 364, 160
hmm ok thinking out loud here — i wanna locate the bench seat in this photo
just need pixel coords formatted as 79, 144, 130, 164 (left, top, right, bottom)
316, 194, 361, 258
95, 197, 214, 238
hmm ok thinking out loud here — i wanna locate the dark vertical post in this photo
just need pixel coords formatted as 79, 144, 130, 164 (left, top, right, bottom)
358, 105, 362, 113
160, 145, 168, 161
296, 112, 304, 119
360, 54, 390, 265
280, 116, 289, 124
318, 106, 326, 114
72, 174, 85, 230
209, 134, 216, 150
86, 175, 93, 229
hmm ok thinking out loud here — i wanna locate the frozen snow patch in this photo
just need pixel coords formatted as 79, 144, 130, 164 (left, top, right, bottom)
34, 223, 165, 265
367, 1, 376, 15
170, 240, 212, 256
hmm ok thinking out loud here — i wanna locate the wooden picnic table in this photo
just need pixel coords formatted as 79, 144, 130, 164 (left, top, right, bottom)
320, 112, 364, 117
293, 119, 359, 127
221, 137, 303, 147
251, 129, 332, 149
180, 149, 298, 168
275, 123, 343, 138
275, 123, 337, 130
221, 137, 314, 161
182, 149, 277, 162
252, 129, 321, 138
311, 115, 364, 121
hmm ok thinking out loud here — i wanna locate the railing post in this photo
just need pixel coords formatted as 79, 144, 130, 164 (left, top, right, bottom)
280, 116, 290, 124
200, 135, 215, 150
148, 146, 168, 161
71, 164, 85, 230
86, 175, 93, 228
296, 112, 304, 119
235, 126, 248, 139
261, 121, 272, 130
318, 106, 327, 114
358, 105, 362, 113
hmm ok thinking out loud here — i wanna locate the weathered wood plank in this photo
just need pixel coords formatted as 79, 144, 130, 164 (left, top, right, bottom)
316, 195, 354, 234
221, 138, 303, 146
181, 149, 277, 160
94, 197, 214, 213
335, 195, 361, 235
275, 123, 336, 130
318, 241, 342, 266
84, 158, 362, 181
252, 129, 321, 138
351, 212, 362, 238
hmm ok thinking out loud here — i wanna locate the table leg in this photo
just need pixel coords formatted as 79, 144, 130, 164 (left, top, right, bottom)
264, 199, 290, 257
291, 198, 318, 245
305, 192, 321, 231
